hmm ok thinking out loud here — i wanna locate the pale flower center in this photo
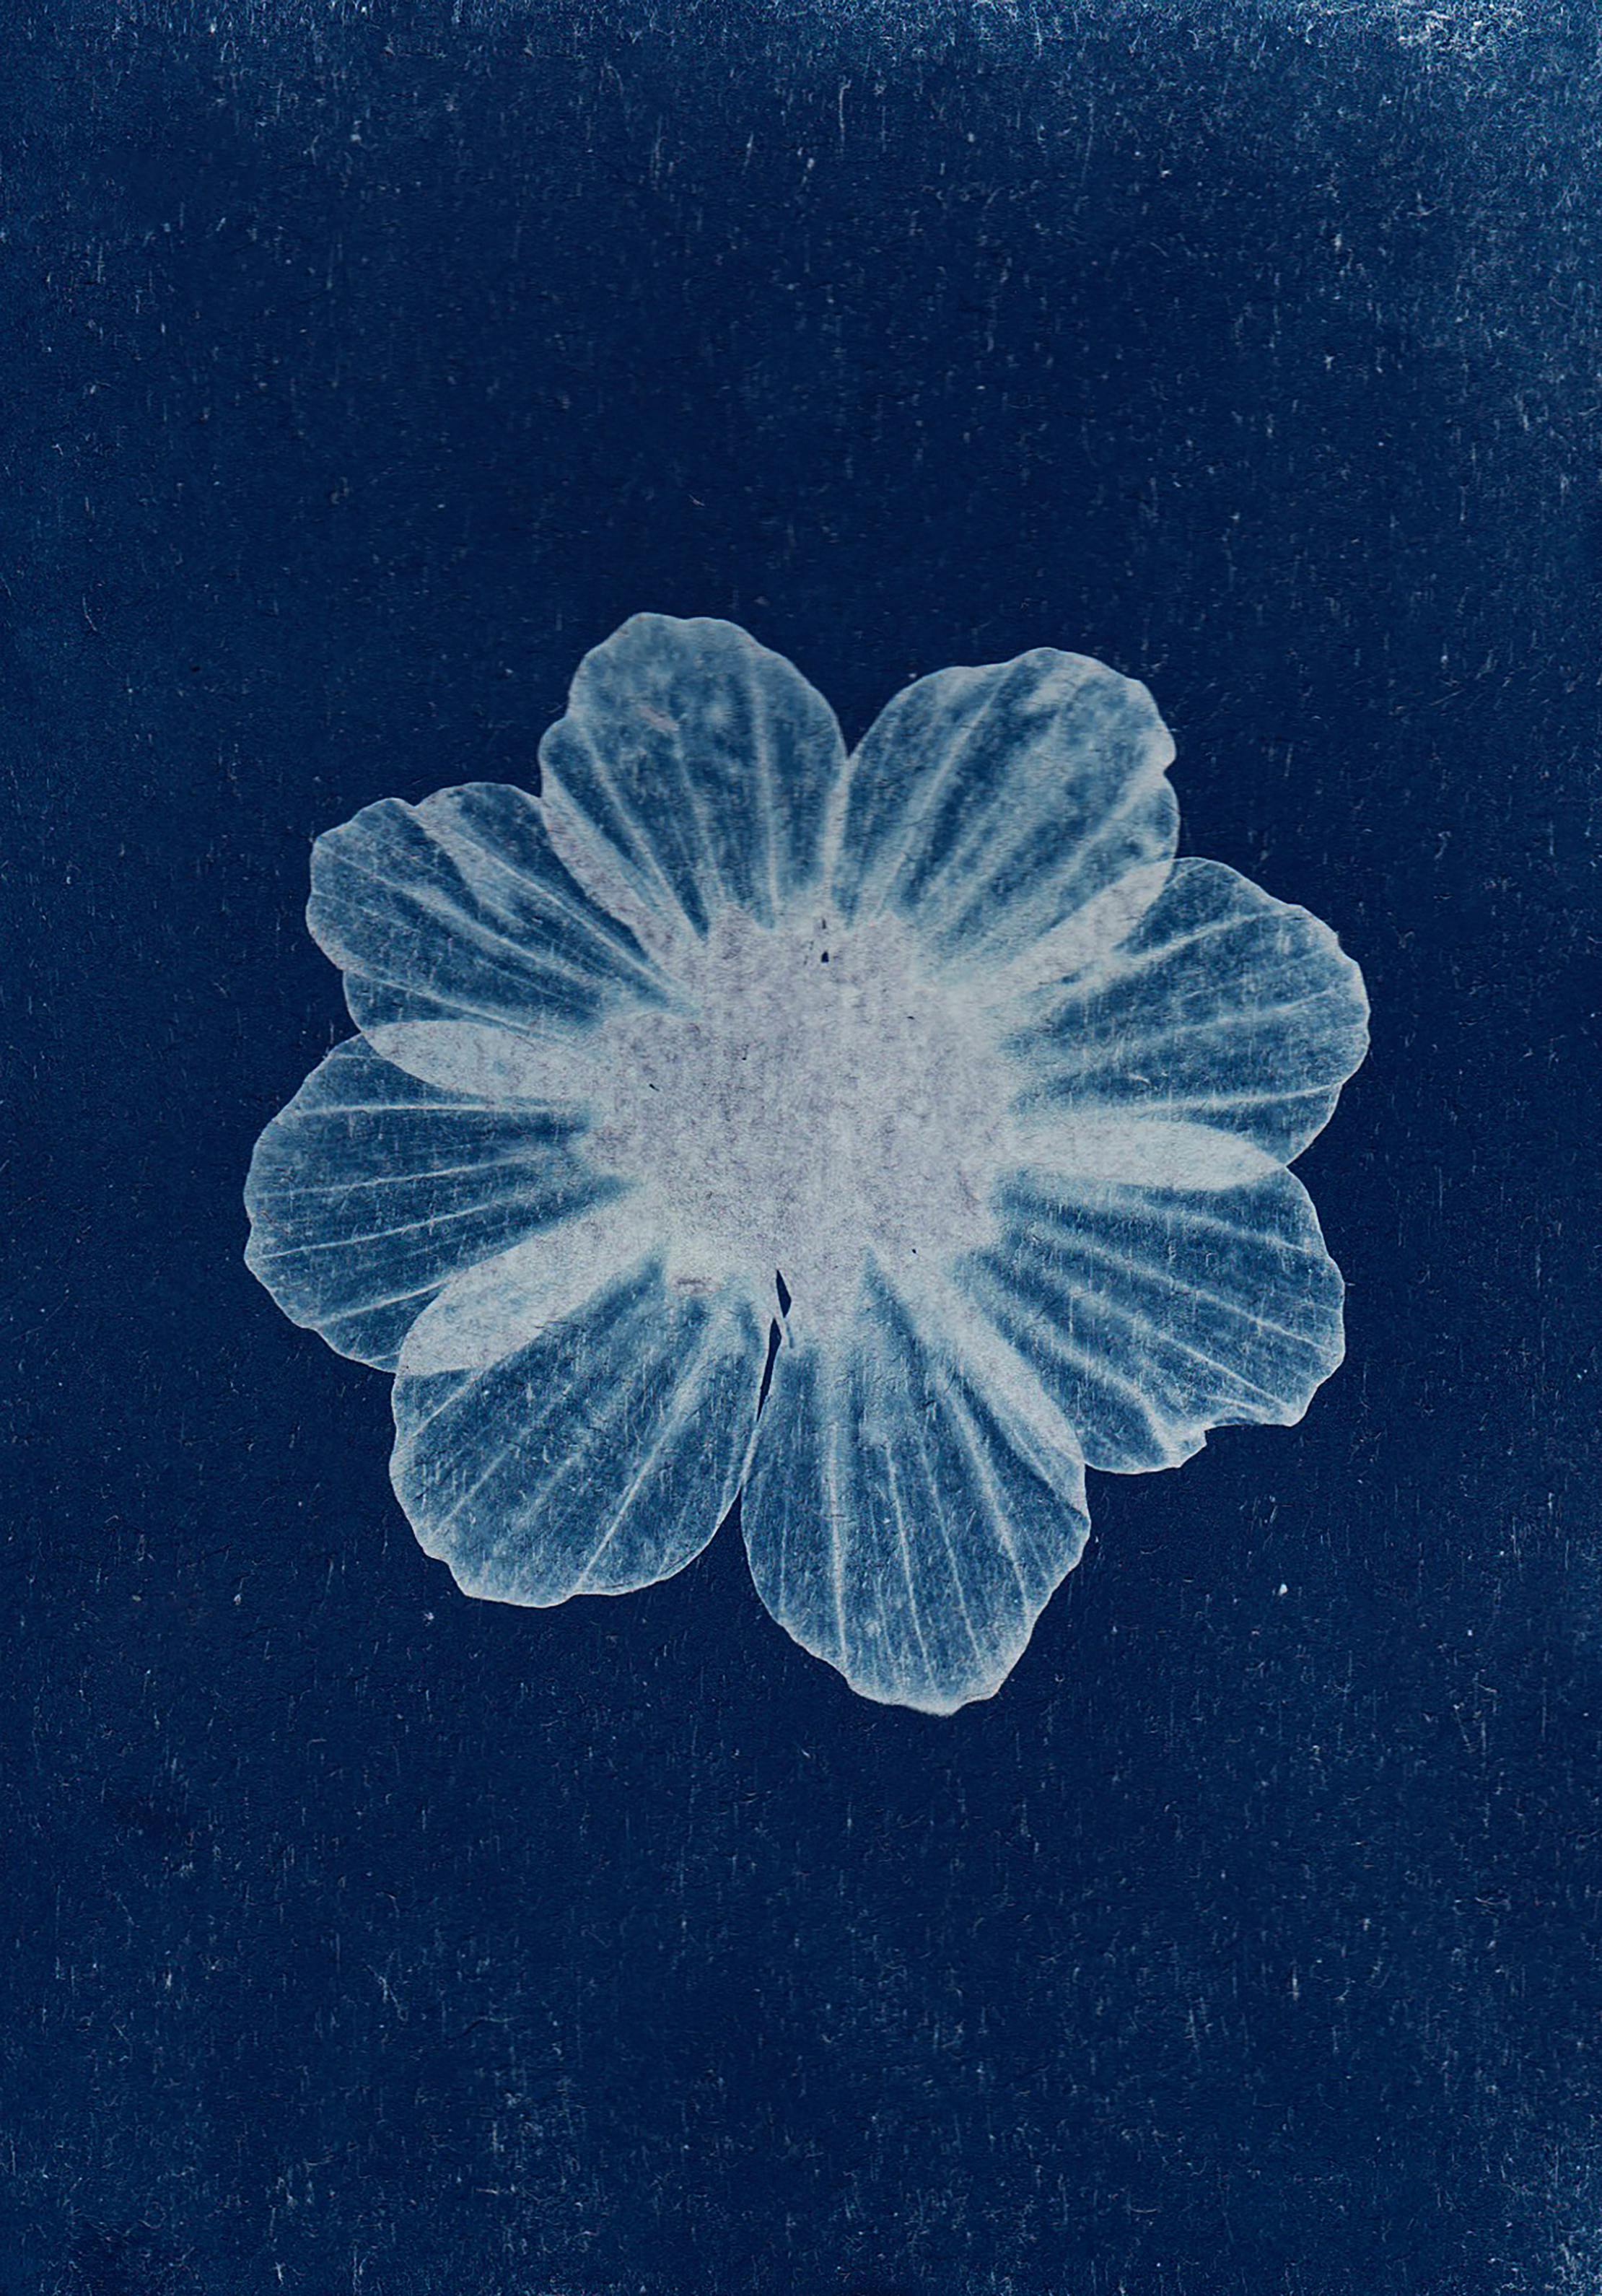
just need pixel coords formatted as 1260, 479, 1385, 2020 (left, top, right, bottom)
584, 908, 1017, 1338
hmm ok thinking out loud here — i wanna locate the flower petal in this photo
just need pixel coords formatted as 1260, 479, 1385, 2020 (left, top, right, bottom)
538, 614, 848, 940
390, 1257, 768, 1606
959, 1161, 1347, 1475
829, 650, 1178, 972
1004, 858, 1369, 1161
1007, 1109, 1284, 1190
354, 1020, 605, 1106
243, 1037, 613, 1371
307, 779, 670, 1087
741, 1259, 1090, 1714
398, 1193, 668, 1376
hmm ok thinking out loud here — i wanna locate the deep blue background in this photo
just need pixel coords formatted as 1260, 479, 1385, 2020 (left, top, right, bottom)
6, 3, 1601, 2291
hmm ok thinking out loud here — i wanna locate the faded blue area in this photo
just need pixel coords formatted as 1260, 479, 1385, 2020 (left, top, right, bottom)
5, 2, 1601, 2292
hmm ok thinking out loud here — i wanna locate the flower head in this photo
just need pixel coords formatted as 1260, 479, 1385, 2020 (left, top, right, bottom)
246, 616, 1368, 1714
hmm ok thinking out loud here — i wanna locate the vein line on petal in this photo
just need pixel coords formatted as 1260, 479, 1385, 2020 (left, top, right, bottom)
424, 1301, 652, 1553
904, 1365, 991, 1671
1008, 1215, 1337, 1350
248, 1193, 582, 1256
1028, 1275, 1312, 1417
1018, 987, 1362, 1078
964, 1272, 1183, 1457
821, 1355, 852, 1669
744, 642, 785, 927
936, 1377, 1036, 1633
261, 1156, 573, 1197
1007, 1179, 1335, 1262
564, 723, 700, 931
292, 1275, 442, 1319
413, 793, 665, 980
846, 664, 1026, 915
1020, 908, 1279, 1008
572, 1311, 724, 1592
878, 1376, 937, 1688
934, 737, 1169, 947
325, 853, 622, 1001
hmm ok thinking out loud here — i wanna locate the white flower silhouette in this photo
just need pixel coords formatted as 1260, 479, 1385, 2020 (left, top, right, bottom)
246, 615, 1368, 1714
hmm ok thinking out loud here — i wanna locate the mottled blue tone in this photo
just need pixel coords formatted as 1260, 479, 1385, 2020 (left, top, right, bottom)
6, 1, 1600, 2292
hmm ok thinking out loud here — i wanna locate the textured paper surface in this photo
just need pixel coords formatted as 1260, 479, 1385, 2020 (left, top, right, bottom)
6, 4, 1598, 2291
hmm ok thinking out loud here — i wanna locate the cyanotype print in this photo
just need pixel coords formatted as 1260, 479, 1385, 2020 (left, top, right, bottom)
247, 614, 1367, 1711
12, 0, 1597, 2287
